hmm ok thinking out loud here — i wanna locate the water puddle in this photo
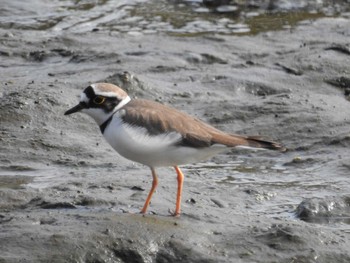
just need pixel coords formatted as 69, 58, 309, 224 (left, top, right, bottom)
0, 164, 72, 189
182, 160, 350, 226
0, 175, 33, 189
0, 165, 36, 189
0, 0, 348, 36
125, 0, 346, 36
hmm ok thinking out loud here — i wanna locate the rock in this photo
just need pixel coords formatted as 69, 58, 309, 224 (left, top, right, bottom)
295, 196, 350, 224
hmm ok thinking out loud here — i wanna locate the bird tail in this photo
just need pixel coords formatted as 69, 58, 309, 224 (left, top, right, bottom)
244, 136, 286, 152
211, 132, 286, 152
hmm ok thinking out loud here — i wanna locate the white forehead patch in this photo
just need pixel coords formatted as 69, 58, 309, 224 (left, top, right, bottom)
90, 83, 123, 98
80, 92, 89, 103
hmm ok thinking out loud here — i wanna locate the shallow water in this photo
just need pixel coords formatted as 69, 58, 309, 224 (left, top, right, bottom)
1, 0, 348, 36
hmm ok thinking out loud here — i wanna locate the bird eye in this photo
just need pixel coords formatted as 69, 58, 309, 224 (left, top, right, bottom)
93, 96, 105, 105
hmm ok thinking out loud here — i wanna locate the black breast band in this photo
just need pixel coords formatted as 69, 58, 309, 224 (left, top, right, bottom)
99, 114, 114, 133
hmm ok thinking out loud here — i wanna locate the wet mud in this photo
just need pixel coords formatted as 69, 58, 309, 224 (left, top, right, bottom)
1, 1, 350, 262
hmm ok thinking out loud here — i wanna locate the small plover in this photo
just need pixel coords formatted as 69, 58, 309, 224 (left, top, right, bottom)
65, 83, 285, 216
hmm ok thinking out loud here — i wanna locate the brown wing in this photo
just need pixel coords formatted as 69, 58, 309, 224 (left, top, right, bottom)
122, 99, 216, 147
122, 99, 285, 151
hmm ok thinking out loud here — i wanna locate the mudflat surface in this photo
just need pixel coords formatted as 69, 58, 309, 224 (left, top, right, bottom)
1, 1, 350, 262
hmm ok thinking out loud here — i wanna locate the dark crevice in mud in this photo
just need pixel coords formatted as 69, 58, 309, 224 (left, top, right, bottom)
112, 248, 145, 263
23, 197, 76, 209
156, 240, 217, 263
325, 76, 350, 101
325, 44, 350, 55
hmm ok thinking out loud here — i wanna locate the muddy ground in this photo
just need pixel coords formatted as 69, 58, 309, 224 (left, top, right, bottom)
1, 3, 350, 263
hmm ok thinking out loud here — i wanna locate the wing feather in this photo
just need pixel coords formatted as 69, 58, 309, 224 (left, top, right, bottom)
121, 99, 285, 151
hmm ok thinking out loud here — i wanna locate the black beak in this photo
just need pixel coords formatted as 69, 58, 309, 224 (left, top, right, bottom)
64, 103, 85, 115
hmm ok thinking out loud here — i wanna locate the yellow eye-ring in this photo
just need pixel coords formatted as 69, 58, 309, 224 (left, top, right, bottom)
93, 96, 105, 105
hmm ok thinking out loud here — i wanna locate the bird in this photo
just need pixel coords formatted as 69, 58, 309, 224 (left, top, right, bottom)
65, 83, 285, 216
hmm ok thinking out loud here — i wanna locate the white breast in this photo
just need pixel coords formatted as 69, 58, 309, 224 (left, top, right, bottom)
103, 114, 229, 167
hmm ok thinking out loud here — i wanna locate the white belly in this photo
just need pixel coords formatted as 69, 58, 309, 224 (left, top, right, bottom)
103, 116, 229, 167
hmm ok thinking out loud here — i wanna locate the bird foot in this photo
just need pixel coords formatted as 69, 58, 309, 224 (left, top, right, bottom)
168, 208, 180, 217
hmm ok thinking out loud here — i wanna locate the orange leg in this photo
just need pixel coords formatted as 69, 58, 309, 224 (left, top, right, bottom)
174, 166, 184, 217
140, 167, 158, 214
